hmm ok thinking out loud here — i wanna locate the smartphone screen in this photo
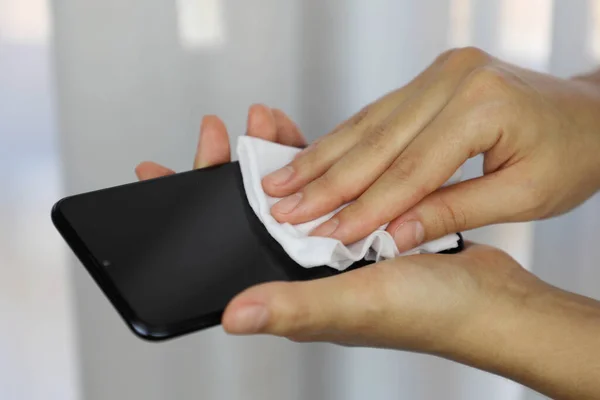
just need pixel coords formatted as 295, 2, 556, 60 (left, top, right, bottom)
52, 162, 345, 341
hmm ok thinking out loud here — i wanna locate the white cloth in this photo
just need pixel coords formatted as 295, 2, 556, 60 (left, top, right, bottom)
237, 136, 462, 270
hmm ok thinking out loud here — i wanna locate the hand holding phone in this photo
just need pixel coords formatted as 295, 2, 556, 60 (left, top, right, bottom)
52, 110, 331, 340
53, 107, 465, 342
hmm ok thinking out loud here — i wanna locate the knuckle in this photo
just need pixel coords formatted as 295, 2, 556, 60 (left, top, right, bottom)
433, 48, 456, 65
446, 46, 491, 68
312, 171, 353, 204
431, 194, 468, 234
271, 298, 312, 336
290, 147, 324, 178
519, 181, 552, 219
339, 197, 376, 226
363, 123, 390, 153
330, 106, 370, 136
463, 66, 511, 101
349, 106, 369, 128
388, 155, 421, 185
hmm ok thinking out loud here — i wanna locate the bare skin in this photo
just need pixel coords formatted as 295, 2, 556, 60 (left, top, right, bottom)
262, 48, 600, 253
136, 48, 600, 399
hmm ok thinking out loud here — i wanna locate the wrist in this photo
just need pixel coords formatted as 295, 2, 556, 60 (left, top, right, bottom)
570, 73, 600, 192
442, 279, 600, 399
437, 273, 548, 369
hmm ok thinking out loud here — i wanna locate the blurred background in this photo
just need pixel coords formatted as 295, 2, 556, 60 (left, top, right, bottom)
1, 0, 599, 399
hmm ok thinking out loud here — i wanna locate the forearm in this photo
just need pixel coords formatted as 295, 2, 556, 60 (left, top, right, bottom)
446, 284, 600, 399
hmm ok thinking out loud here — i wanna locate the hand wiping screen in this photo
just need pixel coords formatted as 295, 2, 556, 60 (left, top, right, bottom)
237, 136, 462, 270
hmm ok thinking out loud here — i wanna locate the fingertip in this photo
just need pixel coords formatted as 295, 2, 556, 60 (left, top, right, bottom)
222, 281, 289, 335
196, 115, 231, 169
261, 175, 298, 199
247, 104, 277, 140
272, 108, 307, 147
321, 201, 391, 245
135, 161, 175, 181
267, 205, 290, 225
134, 162, 149, 179
222, 303, 270, 335
201, 114, 218, 126
200, 115, 228, 139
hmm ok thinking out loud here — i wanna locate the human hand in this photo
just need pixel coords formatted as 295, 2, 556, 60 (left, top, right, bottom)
222, 244, 600, 399
261, 47, 600, 252
135, 104, 306, 180
134, 102, 600, 399
134, 101, 543, 353
222, 242, 542, 349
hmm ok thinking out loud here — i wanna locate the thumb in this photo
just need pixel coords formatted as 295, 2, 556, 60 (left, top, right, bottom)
222, 268, 374, 337
386, 169, 526, 251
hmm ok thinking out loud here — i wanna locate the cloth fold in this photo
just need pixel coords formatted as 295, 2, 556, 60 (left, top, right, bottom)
237, 136, 461, 270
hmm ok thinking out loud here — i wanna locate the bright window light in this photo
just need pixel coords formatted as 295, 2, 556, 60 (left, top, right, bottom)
0, 0, 51, 44
176, 0, 225, 49
449, 0, 472, 47
498, 0, 554, 68
591, 0, 600, 61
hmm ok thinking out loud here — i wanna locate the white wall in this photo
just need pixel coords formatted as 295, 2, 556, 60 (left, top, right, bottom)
0, 0, 78, 399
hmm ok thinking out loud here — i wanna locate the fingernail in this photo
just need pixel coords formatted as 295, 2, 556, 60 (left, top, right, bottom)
272, 192, 303, 214
265, 166, 294, 186
393, 221, 425, 253
228, 305, 269, 334
310, 218, 339, 238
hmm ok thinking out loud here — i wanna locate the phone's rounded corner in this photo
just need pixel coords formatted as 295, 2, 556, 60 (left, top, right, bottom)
51, 196, 75, 228
51, 198, 65, 224
125, 312, 223, 342
126, 317, 173, 343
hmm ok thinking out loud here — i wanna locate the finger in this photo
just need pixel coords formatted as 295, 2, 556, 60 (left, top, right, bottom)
135, 161, 175, 181
272, 108, 307, 147
385, 167, 530, 250
194, 115, 231, 169
313, 116, 470, 246
222, 255, 471, 350
222, 265, 381, 338
246, 104, 277, 141
273, 49, 491, 226
338, 64, 514, 248
262, 106, 370, 198
261, 49, 456, 199
309, 59, 504, 244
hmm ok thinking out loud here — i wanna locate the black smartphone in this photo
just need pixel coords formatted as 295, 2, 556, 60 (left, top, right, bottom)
52, 162, 464, 342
